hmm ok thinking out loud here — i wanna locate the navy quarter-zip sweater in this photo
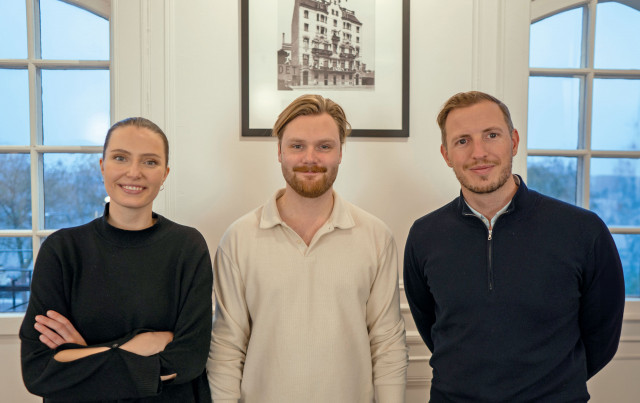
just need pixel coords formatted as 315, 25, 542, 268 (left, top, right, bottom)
404, 177, 625, 402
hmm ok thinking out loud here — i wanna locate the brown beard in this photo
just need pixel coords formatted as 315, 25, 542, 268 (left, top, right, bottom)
283, 164, 337, 198
455, 158, 513, 194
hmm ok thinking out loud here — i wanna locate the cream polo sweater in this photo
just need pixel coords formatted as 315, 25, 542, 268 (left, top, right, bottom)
207, 190, 408, 403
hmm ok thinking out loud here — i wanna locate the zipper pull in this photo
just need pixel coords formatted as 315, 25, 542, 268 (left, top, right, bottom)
488, 229, 492, 241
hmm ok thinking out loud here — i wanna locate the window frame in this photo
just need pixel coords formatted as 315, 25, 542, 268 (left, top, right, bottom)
529, 0, 640, 302
0, 0, 111, 316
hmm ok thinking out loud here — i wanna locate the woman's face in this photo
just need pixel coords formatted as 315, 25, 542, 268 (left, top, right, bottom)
100, 125, 169, 216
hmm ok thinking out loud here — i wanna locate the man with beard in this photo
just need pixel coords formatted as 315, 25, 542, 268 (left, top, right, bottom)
404, 91, 625, 402
207, 94, 408, 403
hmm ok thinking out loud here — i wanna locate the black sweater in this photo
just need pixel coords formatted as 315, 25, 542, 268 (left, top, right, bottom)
404, 178, 625, 402
20, 205, 213, 402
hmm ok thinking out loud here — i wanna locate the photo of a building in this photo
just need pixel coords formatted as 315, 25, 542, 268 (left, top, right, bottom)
278, 0, 375, 90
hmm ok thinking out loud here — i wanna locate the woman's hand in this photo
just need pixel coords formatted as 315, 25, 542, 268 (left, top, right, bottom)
119, 331, 174, 356
34, 310, 87, 349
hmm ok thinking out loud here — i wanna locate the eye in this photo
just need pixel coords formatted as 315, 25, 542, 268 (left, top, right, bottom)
113, 155, 126, 162
143, 160, 158, 166
488, 132, 498, 139
291, 144, 303, 150
318, 144, 332, 151
456, 138, 467, 146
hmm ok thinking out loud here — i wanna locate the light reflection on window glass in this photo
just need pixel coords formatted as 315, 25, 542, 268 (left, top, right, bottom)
530, 7, 583, 68
527, 156, 577, 205
594, 2, 640, 70
43, 153, 107, 229
528, 76, 581, 150
0, 154, 31, 230
0, 69, 30, 145
591, 78, 640, 151
40, 0, 109, 60
590, 158, 640, 227
0, 0, 27, 59
0, 237, 33, 312
42, 69, 110, 146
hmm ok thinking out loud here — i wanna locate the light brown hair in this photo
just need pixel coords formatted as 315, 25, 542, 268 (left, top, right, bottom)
272, 94, 351, 144
437, 91, 514, 147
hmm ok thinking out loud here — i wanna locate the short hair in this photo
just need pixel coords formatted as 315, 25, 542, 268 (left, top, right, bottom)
272, 94, 351, 144
437, 91, 514, 147
103, 117, 169, 165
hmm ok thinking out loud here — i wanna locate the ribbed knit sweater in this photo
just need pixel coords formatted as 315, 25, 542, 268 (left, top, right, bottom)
20, 204, 213, 402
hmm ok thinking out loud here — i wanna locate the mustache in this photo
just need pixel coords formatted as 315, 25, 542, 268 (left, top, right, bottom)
293, 165, 327, 173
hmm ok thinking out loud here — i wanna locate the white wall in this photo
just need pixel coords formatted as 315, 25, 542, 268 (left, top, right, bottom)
2, 0, 637, 401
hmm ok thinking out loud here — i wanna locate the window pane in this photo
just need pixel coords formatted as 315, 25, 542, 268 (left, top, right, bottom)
0, 154, 31, 230
530, 7, 583, 68
591, 78, 640, 151
594, 2, 640, 69
590, 158, 640, 226
0, 237, 33, 312
44, 153, 106, 229
0, 69, 30, 145
40, 0, 109, 60
0, 0, 27, 59
528, 76, 581, 149
613, 234, 640, 297
42, 69, 110, 146
527, 156, 577, 204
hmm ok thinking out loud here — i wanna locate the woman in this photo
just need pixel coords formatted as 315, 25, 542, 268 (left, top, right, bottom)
19, 117, 213, 402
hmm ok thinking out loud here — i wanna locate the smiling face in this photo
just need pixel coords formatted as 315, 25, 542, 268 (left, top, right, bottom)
278, 113, 342, 198
100, 125, 169, 217
440, 100, 519, 195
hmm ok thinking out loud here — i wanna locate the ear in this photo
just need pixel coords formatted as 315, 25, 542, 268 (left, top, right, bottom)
163, 166, 170, 181
277, 142, 282, 163
511, 129, 520, 156
440, 144, 453, 167
99, 158, 105, 175
338, 143, 343, 164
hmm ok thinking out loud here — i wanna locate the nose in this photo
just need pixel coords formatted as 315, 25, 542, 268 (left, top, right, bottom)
126, 163, 142, 178
471, 140, 488, 159
301, 147, 318, 163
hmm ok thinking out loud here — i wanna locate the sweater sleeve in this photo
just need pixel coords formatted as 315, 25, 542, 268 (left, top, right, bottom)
20, 231, 213, 401
403, 226, 436, 352
366, 236, 408, 403
20, 239, 161, 400
207, 246, 251, 403
156, 232, 213, 384
579, 224, 625, 379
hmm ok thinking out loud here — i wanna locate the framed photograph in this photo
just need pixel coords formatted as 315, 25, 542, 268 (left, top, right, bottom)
241, 0, 410, 137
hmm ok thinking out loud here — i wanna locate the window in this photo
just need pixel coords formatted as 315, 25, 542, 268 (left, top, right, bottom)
304, 23, 309, 32
304, 10, 308, 19
0, 0, 110, 312
303, 37, 309, 49
528, 0, 640, 296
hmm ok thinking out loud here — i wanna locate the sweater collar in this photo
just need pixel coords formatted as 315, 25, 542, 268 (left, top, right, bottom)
94, 203, 169, 247
260, 189, 355, 230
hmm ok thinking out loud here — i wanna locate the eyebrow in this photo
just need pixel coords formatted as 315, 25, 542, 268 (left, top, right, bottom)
108, 149, 162, 158
285, 137, 339, 143
482, 126, 505, 133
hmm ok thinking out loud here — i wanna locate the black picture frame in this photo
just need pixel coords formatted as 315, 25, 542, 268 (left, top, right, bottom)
241, 0, 410, 137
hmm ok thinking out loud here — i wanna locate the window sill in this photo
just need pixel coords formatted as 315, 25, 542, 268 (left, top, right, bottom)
0, 313, 24, 336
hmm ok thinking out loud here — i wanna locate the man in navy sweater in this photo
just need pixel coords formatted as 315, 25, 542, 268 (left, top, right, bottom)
404, 91, 625, 402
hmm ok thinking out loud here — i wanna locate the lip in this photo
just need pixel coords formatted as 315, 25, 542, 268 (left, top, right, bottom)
469, 165, 494, 175
118, 184, 146, 193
